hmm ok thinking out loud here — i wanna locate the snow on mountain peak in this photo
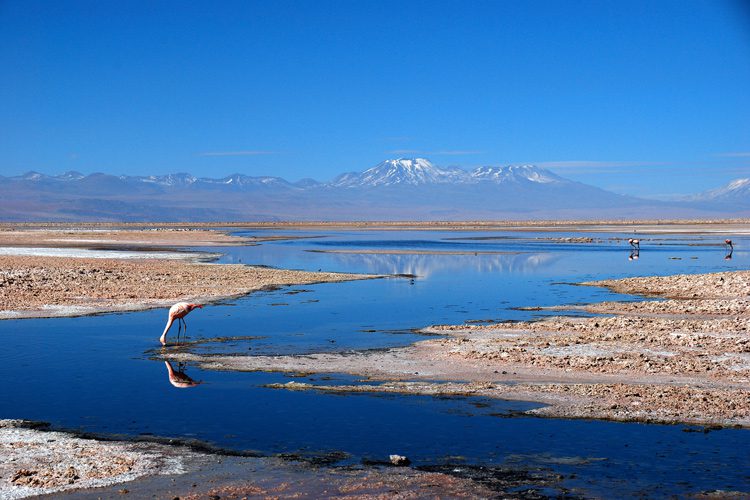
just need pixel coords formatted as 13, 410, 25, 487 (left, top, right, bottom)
331, 159, 564, 188
5, 159, 567, 195
694, 177, 750, 201
196, 173, 293, 189
59, 171, 85, 181
333, 158, 467, 187
21, 171, 45, 181
471, 165, 561, 184
726, 178, 750, 191
140, 173, 197, 186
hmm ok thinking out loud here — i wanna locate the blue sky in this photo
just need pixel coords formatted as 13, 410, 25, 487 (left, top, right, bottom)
1, 0, 749, 197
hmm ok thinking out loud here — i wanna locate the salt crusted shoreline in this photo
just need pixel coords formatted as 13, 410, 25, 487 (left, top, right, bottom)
0, 228, 380, 319
171, 270, 750, 428
0, 255, 379, 319
0, 420, 509, 499
0, 420, 202, 499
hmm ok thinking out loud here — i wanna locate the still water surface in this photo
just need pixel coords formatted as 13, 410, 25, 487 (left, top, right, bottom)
1, 230, 748, 497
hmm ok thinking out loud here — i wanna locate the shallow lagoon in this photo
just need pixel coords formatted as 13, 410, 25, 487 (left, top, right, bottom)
1, 229, 749, 497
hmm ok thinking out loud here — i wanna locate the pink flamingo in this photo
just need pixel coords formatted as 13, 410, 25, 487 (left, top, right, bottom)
725, 239, 734, 260
164, 361, 201, 388
628, 238, 640, 250
160, 302, 203, 345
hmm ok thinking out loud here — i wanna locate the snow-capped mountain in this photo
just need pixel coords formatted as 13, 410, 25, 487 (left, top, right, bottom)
58, 171, 85, 181
0, 157, 730, 221
692, 178, 750, 204
2, 159, 579, 191
332, 158, 566, 188
140, 173, 197, 186
21, 171, 47, 181
470, 165, 563, 184
332, 158, 467, 187
199, 173, 293, 189
6, 170, 294, 190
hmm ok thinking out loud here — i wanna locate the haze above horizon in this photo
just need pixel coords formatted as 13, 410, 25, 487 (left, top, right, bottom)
1, 0, 749, 198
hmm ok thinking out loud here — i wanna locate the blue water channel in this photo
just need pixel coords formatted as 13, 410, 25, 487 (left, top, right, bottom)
1, 229, 748, 498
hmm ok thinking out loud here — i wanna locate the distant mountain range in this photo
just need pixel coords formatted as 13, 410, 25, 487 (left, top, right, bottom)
0, 158, 746, 221
688, 178, 750, 210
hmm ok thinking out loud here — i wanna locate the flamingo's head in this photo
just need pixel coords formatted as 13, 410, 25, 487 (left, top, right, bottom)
188, 304, 203, 311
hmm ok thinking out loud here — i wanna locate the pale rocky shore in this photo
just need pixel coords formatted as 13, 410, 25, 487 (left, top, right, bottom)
0, 228, 379, 319
171, 269, 750, 428
0, 227, 257, 248
1, 420, 509, 499
0, 419, 199, 499
0, 255, 378, 319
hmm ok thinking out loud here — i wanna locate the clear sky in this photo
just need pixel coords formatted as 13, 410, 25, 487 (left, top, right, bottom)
1, 0, 749, 197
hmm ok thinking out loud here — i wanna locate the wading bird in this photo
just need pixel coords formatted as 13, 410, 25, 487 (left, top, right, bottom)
725, 239, 734, 260
628, 238, 640, 250
160, 302, 203, 345
164, 360, 201, 388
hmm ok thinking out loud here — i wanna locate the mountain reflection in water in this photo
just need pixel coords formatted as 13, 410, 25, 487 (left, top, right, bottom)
317, 252, 558, 277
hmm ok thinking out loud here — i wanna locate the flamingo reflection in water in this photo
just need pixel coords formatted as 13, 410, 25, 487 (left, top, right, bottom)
627, 238, 640, 261
164, 360, 202, 388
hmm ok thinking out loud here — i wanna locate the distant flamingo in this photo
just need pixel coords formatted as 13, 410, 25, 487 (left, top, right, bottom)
164, 361, 201, 388
725, 239, 734, 251
628, 238, 640, 250
160, 302, 203, 345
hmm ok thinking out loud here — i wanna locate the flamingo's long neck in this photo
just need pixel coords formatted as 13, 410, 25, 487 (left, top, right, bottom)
161, 316, 174, 342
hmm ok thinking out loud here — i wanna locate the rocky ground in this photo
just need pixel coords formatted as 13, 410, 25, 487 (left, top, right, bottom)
0, 255, 378, 319
0, 227, 258, 248
171, 269, 750, 428
0, 420, 201, 499
2, 420, 540, 499
0, 228, 379, 319
587, 269, 750, 299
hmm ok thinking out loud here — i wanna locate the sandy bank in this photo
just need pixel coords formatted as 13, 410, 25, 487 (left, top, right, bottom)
0, 255, 379, 319
169, 269, 750, 428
